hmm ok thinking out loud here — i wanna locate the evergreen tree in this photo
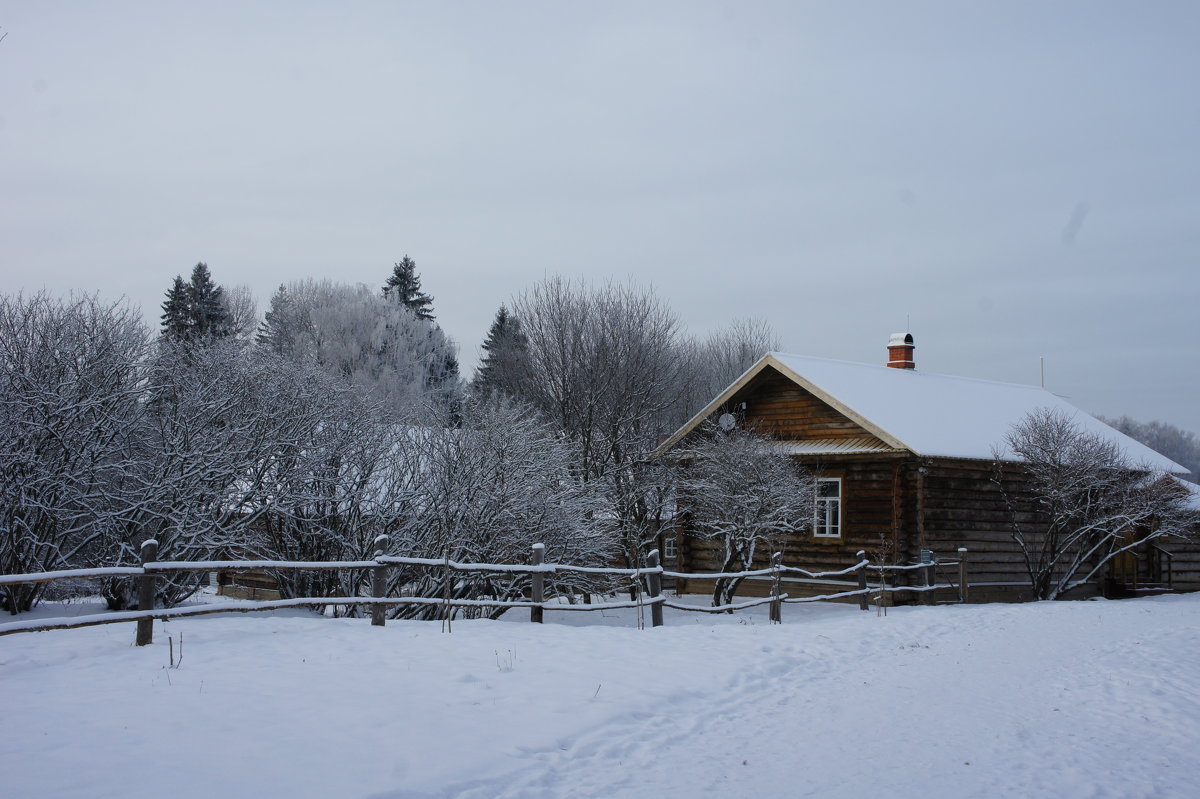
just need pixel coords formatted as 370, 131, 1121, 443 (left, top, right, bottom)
471, 305, 529, 398
160, 276, 192, 341
382, 256, 435, 320
188, 263, 231, 339
159, 262, 232, 343
257, 284, 306, 357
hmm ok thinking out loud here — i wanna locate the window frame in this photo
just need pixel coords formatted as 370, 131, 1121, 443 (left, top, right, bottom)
813, 477, 843, 539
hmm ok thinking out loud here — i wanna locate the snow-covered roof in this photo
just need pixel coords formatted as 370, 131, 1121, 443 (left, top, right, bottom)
1169, 476, 1200, 512
657, 352, 1188, 474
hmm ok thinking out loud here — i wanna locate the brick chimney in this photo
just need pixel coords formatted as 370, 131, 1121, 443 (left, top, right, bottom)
887, 332, 915, 369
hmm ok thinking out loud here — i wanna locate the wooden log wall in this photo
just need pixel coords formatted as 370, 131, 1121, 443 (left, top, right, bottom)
676, 454, 920, 598
675, 456, 1075, 601
919, 459, 1034, 588
1162, 540, 1200, 590
671, 363, 1200, 601
737, 369, 890, 444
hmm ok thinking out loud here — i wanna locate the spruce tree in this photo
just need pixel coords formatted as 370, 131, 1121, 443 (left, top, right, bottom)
382, 255, 435, 320
472, 305, 529, 398
188, 262, 231, 339
159, 262, 232, 343
160, 276, 192, 341
258, 284, 299, 356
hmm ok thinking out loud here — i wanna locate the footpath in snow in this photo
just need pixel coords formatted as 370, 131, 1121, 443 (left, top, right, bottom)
3, 593, 1200, 799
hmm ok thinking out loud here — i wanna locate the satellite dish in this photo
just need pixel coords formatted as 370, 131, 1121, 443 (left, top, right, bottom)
718, 413, 737, 431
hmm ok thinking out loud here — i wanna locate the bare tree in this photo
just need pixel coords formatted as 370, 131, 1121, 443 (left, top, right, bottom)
387, 397, 615, 619
993, 408, 1198, 600
248, 377, 406, 610
512, 277, 683, 478
675, 422, 817, 607
1098, 415, 1200, 483
221, 284, 260, 341
510, 277, 685, 568
96, 341, 355, 609
0, 293, 149, 613
672, 317, 780, 429
605, 455, 679, 592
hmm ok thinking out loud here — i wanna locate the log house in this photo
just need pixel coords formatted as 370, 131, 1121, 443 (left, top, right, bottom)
655, 334, 1198, 602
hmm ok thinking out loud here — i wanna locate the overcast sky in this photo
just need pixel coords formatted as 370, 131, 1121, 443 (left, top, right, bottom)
2, 2, 1197, 431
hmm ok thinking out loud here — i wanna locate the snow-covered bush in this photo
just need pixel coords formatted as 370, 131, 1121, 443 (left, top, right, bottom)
0, 293, 150, 613
387, 397, 615, 619
675, 422, 817, 607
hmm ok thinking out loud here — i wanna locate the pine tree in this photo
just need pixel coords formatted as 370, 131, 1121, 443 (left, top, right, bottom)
160, 276, 192, 341
472, 305, 529, 398
382, 256, 435, 320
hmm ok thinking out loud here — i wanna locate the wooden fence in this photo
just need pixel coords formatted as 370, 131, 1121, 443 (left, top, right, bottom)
0, 538, 969, 643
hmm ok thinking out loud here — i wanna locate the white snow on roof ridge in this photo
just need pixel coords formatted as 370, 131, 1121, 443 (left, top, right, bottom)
1169, 476, 1200, 512
762, 351, 1187, 473
768, 351, 1045, 392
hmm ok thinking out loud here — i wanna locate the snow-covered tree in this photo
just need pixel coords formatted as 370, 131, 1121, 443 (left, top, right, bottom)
1098, 415, 1200, 483
221, 284, 259, 341
246, 375, 406, 607
993, 408, 1199, 600
382, 255, 435, 320
95, 341, 343, 609
0, 293, 150, 613
257, 280, 461, 418
188, 263, 230, 338
676, 422, 817, 607
509, 277, 685, 568
512, 277, 682, 477
387, 397, 614, 619
605, 455, 679, 592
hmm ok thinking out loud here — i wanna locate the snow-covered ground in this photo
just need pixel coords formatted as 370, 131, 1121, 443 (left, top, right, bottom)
3, 593, 1200, 799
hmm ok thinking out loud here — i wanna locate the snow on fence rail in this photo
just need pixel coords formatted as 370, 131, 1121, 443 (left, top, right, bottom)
0, 540, 969, 642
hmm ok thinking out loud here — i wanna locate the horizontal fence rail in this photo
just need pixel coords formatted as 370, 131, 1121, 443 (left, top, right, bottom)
1, 540, 969, 642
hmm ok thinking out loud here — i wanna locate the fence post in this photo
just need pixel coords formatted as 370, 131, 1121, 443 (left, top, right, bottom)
442, 552, 452, 628
371, 534, 389, 627
769, 552, 782, 623
135, 539, 158, 646
856, 550, 868, 611
923, 554, 936, 606
646, 549, 664, 628
530, 543, 545, 624
957, 547, 969, 604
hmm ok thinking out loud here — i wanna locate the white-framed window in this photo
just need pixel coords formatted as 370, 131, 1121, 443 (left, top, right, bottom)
814, 477, 842, 538
663, 534, 677, 560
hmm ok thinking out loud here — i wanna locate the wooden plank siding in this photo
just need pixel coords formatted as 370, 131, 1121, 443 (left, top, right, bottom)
734, 368, 889, 445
